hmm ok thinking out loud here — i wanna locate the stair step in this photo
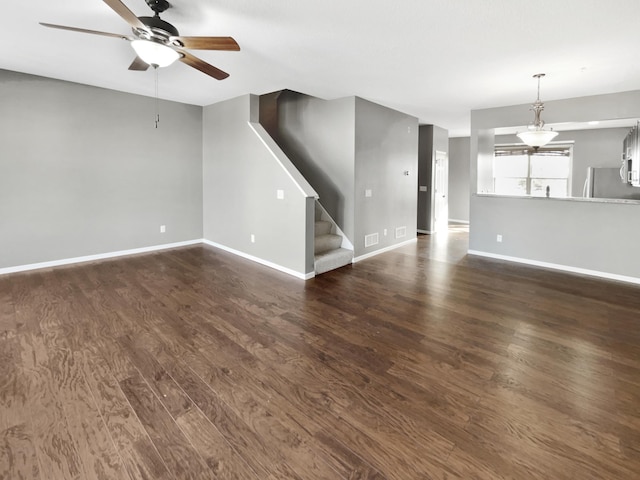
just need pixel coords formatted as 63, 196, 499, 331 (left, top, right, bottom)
315, 220, 332, 236
314, 248, 353, 274
315, 234, 342, 254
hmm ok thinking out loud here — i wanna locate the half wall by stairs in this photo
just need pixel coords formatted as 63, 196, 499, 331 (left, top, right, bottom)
314, 201, 353, 274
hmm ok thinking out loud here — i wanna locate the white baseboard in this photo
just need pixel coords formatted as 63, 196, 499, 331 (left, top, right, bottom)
353, 238, 418, 263
449, 219, 470, 224
0, 240, 202, 276
467, 250, 640, 286
202, 240, 314, 280
417, 229, 432, 234
1, 238, 316, 281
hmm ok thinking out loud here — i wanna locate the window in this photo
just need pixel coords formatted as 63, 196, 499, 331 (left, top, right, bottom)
493, 145, 572, 197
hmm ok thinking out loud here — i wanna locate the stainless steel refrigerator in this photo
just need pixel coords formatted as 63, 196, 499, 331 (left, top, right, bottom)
583, 167, 640, 199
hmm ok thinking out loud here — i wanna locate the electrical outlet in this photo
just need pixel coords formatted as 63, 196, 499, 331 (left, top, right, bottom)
250, 234, 255, 243
160, 225, 166, 233
496, 234, 503, 243
365, 189, 372, 197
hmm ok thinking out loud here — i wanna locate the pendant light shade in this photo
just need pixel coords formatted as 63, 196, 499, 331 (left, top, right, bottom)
517, 129, 558, 148
131, 40, 180, 67
517, 73, 557, 148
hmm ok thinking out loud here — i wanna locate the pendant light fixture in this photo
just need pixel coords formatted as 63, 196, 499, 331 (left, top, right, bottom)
517, 73, 558, 148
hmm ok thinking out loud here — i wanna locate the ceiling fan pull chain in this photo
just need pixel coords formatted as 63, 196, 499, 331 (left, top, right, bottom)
154, 65, 160, 128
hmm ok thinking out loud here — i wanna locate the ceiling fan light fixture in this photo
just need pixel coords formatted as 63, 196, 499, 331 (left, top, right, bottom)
516, 73, 558, 148
131, 39, 180, 67
41, 0, 237, 80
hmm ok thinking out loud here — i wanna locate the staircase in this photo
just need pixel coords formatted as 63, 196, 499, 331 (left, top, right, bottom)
314, 202, 353, 274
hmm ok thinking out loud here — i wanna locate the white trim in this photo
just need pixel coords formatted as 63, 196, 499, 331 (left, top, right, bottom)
247, 122, 318, 199
467, 250, 640, 286
448, 219, 470, 225
1, 238, 317, 281
353, 238, 418, 263
315, 200, 354, 250
0, 240, 202, 276
417, 229, 433, 234
202, 239, 314, 280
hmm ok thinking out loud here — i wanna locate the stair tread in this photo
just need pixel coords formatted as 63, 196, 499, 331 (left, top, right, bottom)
313, 202, 351, 273
314, 248, 353, 274
315, 233, 341, 240
314, 247, 353, 260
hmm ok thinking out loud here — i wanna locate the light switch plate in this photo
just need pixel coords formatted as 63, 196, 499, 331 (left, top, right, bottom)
276, 189, 284, 199
365, 189, 372, 197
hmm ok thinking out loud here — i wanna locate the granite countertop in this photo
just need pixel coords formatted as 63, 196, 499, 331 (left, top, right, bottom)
475, 193, 640, 204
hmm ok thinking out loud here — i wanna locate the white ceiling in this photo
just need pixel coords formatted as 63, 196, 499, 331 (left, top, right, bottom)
4, 0, 640, 136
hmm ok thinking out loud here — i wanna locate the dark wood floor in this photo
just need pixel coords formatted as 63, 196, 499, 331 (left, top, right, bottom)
2, 227, 640, 480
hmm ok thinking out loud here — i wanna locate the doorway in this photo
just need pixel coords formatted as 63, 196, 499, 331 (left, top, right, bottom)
433, 150, 449, 233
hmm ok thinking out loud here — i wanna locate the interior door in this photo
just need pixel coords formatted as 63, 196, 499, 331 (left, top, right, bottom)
433, 151, 449, 233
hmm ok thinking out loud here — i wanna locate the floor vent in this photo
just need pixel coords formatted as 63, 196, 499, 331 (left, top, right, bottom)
395, 226, 407, 239
364, 233, 379, 247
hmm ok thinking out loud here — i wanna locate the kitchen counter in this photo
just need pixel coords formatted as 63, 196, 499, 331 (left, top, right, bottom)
476, 193, 640, 205
470, 194, 640, 283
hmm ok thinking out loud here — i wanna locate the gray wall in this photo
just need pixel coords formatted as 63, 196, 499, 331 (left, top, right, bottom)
448, 136, 470, 222
277, 92, 418, 258
202, 94, 314, 275
495, 127, 628, 197
354, 98, 418, 256
470, 90, 640, 280
277, 91, 356, 240
0, 69, 203, 269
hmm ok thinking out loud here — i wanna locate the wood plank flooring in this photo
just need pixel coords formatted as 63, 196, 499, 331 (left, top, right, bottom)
1, 226, 640, 479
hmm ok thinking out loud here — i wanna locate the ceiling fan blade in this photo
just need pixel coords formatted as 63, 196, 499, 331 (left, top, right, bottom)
128, 56, 149, 71
170, 36, 240, 51
102, 0, 146, 30
178, 51, 229, 80
40, 22, 130, 40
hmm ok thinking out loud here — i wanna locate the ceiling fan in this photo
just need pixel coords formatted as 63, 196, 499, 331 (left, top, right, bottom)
40, 0, 240, 80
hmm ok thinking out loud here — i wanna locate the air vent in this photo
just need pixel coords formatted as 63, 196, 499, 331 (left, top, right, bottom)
395, 226, 407, 239
364, 233, 379, 248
